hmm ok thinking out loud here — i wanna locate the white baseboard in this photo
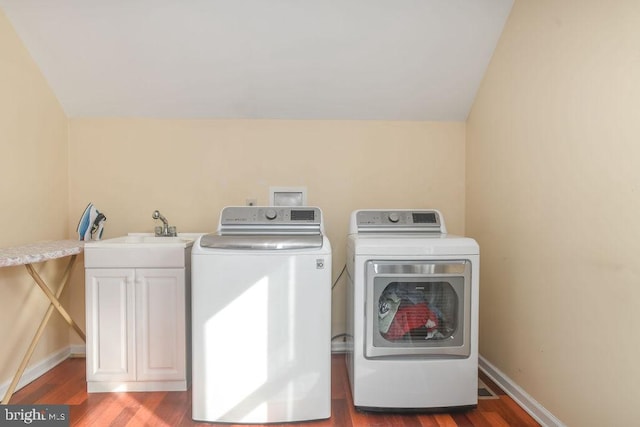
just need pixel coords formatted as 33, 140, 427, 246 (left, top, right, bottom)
331, 341, 349, 353
69, 344, 86, 358
0, 347, 73, 399
479, 355, 566, 427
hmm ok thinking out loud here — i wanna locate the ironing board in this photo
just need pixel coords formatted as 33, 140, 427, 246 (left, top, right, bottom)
0, 240, 84, 404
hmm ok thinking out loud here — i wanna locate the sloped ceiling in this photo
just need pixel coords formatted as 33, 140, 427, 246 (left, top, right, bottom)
0, 0, 513, 120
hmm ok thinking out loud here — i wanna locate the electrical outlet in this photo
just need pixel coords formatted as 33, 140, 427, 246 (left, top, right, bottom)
246, 198, 257, 206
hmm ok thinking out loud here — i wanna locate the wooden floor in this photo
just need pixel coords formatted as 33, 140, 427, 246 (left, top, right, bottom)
8, 355, 539, 426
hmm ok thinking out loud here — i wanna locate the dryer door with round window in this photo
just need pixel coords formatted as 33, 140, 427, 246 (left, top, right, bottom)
365, 260, 472, 358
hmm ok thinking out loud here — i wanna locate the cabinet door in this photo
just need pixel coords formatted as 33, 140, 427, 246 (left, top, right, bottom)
85, 268, 135, 382
135, 268, 186, 381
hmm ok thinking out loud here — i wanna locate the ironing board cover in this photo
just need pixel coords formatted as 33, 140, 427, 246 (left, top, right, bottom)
0, 240, 83, 268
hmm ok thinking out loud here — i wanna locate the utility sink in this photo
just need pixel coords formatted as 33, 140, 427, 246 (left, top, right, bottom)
92, 235, 192, 245
84, 233, 201, 268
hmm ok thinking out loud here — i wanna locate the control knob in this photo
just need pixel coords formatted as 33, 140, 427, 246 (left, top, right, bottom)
388, 212, 400, 223
265, 209, 278, 220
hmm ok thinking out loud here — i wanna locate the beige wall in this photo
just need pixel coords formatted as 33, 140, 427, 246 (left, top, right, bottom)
0, 11, 70, 386
467, 1, 640, 426
67, 119, 466, 343
1, 4, 467, 389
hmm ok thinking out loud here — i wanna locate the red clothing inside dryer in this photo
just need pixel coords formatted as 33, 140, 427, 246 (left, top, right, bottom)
383, 302, 438, 340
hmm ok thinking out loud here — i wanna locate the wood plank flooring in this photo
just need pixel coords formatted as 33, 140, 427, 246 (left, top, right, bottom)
8, 355, 539, 426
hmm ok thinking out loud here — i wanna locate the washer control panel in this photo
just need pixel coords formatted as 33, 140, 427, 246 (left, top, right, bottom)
220, 206, 321, 226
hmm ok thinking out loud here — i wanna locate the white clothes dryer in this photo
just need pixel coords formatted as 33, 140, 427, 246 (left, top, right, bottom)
191, 206, 332, 424
346, 209, 479, 411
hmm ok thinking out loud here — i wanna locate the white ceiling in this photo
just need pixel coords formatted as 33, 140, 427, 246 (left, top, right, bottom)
0, 0, 513, 120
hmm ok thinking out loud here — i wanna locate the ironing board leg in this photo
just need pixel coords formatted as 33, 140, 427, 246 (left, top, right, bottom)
1, 255, 82, 405
24, 261, 86, 341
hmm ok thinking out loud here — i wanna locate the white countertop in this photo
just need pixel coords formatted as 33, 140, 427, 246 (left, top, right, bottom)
84, 233, 207, 249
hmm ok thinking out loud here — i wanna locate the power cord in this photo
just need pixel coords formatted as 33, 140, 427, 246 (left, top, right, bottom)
332, 264, 346, 290
331, 332, 351, 342
331, 265, 348, 343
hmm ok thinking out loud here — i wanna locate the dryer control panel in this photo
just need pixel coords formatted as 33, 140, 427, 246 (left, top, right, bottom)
351, 209, 446, 234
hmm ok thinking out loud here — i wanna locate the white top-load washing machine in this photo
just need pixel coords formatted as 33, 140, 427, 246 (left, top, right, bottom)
191, 206, 332, 424
346, 209, 479, 411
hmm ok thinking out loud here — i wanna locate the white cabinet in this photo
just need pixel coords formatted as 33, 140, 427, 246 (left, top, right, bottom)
85, 268, 135, 384
84, 240, 192, 392
135, 268, 186, 382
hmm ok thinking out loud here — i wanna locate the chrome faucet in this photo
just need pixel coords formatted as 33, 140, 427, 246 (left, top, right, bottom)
152, 210, 177, 237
